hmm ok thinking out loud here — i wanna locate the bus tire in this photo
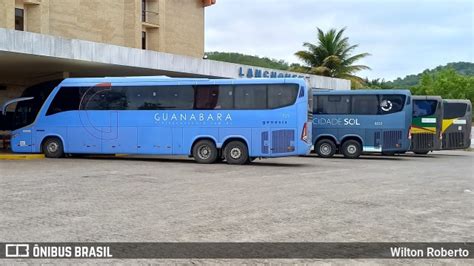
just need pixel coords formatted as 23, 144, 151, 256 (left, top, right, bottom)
224, 141, 249, 165
192, 140, 218, 164
341, 140, 362, 159
414, 151, 429, 155
42, 137, 64, 158
315, 139, 336, 158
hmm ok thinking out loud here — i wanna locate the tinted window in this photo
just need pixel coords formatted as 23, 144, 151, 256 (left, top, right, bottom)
351, 95, 379, 115
313, 95, 350, 114
443, 103, 468, 119
14, 80, 59, 128
234, 85, 267, 109
46, 87, 81, 116
413, 100, 438, 117
379, 95, 406, 114
126, 86, 194, 110
82, 87, 127, 110
268, 84, 298, 109
194, 85, 234, 110
15, 8, 24, 31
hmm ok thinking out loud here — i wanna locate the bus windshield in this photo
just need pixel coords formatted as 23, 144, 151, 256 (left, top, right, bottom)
11, 80, 60, 130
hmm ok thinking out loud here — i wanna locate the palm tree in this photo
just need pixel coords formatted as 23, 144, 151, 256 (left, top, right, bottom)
294, 27, 371, 88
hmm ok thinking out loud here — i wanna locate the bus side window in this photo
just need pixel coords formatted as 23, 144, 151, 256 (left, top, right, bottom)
46, 87, 81, 116
351, 95, 379, 115
268, 84, 298, 109
314, 95, 350, 114
194, 85, 233, 110
194, 85, 219, 109
140, 85, 193, 110
234, 85, 267, 109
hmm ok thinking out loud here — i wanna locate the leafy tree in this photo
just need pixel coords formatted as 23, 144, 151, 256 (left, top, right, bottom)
363, 78, 394, 89
294, 27, 371, 88
411, 68, 474, 104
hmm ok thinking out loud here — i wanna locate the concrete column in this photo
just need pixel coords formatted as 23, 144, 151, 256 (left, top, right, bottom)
157, 0, 167, 51
123, 0, 141, 49
25, 0, 50, 34
0, 0, 15, 29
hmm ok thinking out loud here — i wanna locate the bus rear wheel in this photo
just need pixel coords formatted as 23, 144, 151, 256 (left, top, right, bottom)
414, 151, 429, 155
341, 140, 362, 159
224, 141, 249, 165
192, 140, 218, 164
42, 137, 64, 158
315, 139, 336, 158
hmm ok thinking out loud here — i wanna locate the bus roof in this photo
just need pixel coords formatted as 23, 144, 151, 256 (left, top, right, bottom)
412, 95, 443, 101
443, 99, 472, 106
312, 89, 411, 95
57, 76, 307, 86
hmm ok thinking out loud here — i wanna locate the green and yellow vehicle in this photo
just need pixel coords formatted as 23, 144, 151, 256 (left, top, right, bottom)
442, 99, 472, 150
410, 96, 443, 154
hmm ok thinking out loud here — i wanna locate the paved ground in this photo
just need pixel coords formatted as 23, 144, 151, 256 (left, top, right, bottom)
0, 151, 473, 264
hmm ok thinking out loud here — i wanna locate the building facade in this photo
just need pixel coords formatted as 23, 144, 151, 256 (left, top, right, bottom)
0, 0, 212, 58
0, 0, 349, 106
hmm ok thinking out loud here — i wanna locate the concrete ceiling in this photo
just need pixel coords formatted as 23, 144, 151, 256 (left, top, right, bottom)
0, 51, 206, 82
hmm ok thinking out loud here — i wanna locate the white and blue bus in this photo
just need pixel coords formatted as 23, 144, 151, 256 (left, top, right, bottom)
10, 77, 312, 164
312, 89, 412, 158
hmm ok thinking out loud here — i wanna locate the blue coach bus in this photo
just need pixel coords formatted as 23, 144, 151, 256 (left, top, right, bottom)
10, 76, 312, 164
312, 89, 412, 159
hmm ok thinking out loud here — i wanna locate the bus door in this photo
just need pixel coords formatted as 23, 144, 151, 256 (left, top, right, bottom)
2, 97, 35, 152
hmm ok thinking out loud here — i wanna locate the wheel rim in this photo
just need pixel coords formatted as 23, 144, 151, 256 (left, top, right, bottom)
230, 147, 242, 159
319, 143, 332, 156
347, 144, 357, 154
197, 145, 211, 160
47, 142, 59, 153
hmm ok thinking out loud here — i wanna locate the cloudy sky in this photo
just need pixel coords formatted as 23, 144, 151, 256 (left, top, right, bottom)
205, 0, 473, 81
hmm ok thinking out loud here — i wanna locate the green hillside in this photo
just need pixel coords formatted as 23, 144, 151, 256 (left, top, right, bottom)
206, 52, 289, 70
386, 62, 474, 88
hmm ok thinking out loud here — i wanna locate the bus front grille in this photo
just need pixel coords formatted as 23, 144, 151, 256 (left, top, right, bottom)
271, 130, 295, 154
411, 133, 435, 151
383, 130, 402, 149
442, 132, 465, 149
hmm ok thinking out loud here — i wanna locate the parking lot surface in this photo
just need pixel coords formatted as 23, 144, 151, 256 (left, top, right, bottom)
1, 151, 473, 263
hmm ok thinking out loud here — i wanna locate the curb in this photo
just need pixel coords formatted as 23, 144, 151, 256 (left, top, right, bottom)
0, 154, 45, 160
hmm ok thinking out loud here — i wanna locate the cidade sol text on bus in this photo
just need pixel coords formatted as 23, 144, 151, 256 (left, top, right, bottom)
313, 117, 361, 126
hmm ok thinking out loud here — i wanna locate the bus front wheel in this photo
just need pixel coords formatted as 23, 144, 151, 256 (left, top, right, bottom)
192, 140, 218, 164
341, 140, 362, 159
315, 139, 336, 158
42, 137, 64, 158
224, 141, 249, 165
